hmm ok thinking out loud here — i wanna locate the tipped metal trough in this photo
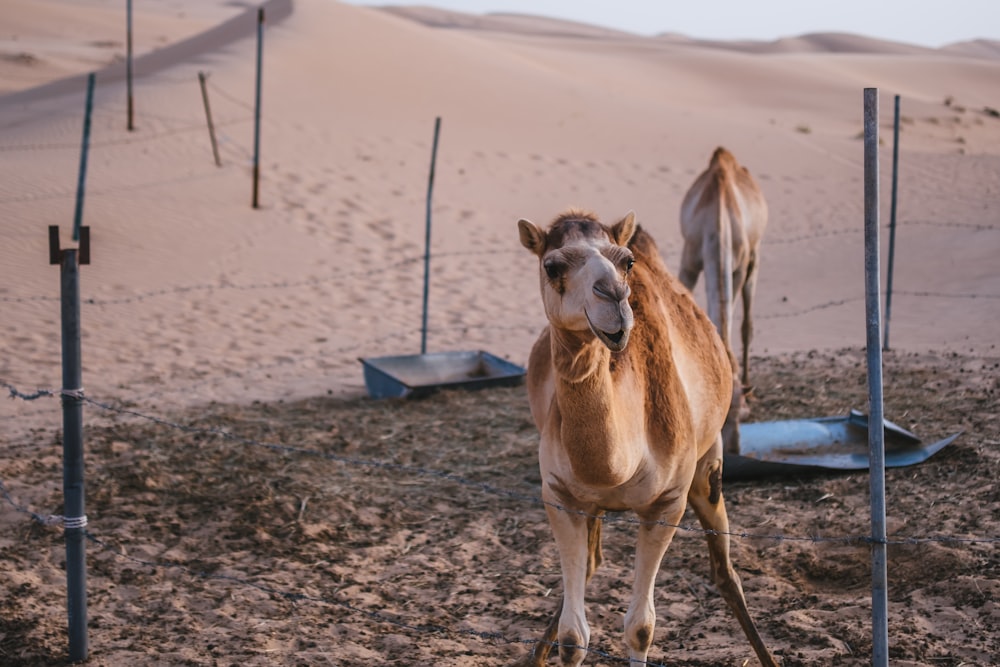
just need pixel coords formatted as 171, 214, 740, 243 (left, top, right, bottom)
725, 409, 961, 480
359, 350, 525, 399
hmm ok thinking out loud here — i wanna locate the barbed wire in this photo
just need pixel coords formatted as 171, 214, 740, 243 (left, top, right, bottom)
903, 219, 997, 232
0, 163, 234, 206
4, 381, 997, 548
0, 255, 424, 305
766, 227, 859, 245
3, 320, 998, 665
0, 477, 65, 527
3, 383, 62, 401
206, 79, 257, 114
0, 476, 668, 666
0, 477, 638, 665
0, 72, 257, 154
0, 114, 252, 154
3, 249, 996, 309
1, 382, 997, 663
756, 296, 864, 319
766, 218, 996, 245
895, 289, 1000, 300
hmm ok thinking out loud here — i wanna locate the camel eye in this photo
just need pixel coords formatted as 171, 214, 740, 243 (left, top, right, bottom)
543, 259, 563, 280
624, 257, 635, 274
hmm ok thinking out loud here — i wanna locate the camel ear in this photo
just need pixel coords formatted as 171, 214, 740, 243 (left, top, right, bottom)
518, 219, 546, 256
611, 211, 636, 246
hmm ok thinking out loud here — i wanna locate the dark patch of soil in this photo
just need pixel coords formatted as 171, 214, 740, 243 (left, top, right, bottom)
2, 348, 998, 666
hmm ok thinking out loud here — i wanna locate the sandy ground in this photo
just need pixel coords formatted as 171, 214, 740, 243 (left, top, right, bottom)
2, 350, 998, 665
1, 1, 999, 664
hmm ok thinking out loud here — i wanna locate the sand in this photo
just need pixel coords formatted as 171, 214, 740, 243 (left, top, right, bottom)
1, 1, 999, 664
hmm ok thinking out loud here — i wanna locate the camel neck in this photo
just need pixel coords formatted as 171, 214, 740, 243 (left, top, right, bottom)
549, 326, 610, 384
548, 327, 635, 488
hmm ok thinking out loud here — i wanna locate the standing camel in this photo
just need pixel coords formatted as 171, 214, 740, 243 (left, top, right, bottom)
679, 147, 768, 423
514, 210, 776, 666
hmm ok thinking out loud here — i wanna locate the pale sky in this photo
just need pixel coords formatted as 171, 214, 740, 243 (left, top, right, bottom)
344, 0, 1000, 48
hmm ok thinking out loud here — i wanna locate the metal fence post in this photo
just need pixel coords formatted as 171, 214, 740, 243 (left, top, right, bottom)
421, 116, 441, 356
50, 225, 91, 663
863, 87, 889, 667
72, 73, 95, 242
126, 0, 134, 132
883, 94, 901, 350
198, 71, 222, 167
252, 7, 264, 209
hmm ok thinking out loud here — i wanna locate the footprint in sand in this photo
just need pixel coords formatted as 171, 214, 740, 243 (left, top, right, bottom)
367, 217, 396, 242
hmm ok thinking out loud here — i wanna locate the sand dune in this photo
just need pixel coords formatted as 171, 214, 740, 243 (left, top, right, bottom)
942, 37, 1000, 60
0, 0, 253, 96
378, 6, 637, 39
1, 0, 998, 420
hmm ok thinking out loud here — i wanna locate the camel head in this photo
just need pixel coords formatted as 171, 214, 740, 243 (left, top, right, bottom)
519, 210, 637, 352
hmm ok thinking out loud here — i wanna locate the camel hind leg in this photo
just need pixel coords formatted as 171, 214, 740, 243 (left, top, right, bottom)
678, 238, 703, 291
739, 254, 760, 391
510, 513, 603, 667
687, 446, 777, 667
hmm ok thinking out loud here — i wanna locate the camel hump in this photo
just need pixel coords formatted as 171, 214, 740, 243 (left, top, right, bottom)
626, 224, 673, 277
627, 224, 656, 256
710, 146, 739, 171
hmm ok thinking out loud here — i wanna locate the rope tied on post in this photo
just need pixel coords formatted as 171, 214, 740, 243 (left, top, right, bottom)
43, 514, 90, 530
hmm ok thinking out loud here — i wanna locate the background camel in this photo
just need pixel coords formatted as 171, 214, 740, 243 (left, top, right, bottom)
679, 147, 768, 443
515, 210, 776, 666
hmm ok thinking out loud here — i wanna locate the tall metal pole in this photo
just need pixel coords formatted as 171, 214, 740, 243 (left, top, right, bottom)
863, 87, 889, 667
421, 117, 442, 355
73, 73, 95, 242
50, 226, 90, 663
883, 94, 901, 350
252, 7, 264, 209
126, 0, 134, 131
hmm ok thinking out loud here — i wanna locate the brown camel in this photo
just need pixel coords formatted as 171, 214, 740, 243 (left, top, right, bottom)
514, 210, 776, 667
679, 147, 768, 437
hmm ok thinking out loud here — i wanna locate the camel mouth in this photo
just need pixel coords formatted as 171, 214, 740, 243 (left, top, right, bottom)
596, 327, 630, 352
585, 310, 631, 352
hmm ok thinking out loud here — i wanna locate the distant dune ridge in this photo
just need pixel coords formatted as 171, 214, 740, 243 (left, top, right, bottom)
377, 5, 1000, 58
4, 1, 999, 100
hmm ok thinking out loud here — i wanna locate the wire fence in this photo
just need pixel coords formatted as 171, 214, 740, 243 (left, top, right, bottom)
1, 253, 995, 644
5, 385, 998, 549
2, 239, 997, 307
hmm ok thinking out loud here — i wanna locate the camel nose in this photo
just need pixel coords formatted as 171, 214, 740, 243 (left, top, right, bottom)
593, 280, 630, 303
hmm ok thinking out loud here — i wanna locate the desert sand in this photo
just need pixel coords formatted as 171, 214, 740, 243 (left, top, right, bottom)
1, 1, 999, 665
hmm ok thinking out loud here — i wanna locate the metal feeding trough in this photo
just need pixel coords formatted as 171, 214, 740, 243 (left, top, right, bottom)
724, 409, 961, 480
360, 118, 525, 399
360, 350, 524, 399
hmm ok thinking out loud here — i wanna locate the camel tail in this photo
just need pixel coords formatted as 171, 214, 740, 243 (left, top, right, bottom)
710, 171, 735, 366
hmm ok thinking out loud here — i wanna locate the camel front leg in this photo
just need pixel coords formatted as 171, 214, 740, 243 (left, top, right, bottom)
688, 448, 777, 667
546, 491, 599, 666
511, 514, 603, 667
623, 495, 685, 663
